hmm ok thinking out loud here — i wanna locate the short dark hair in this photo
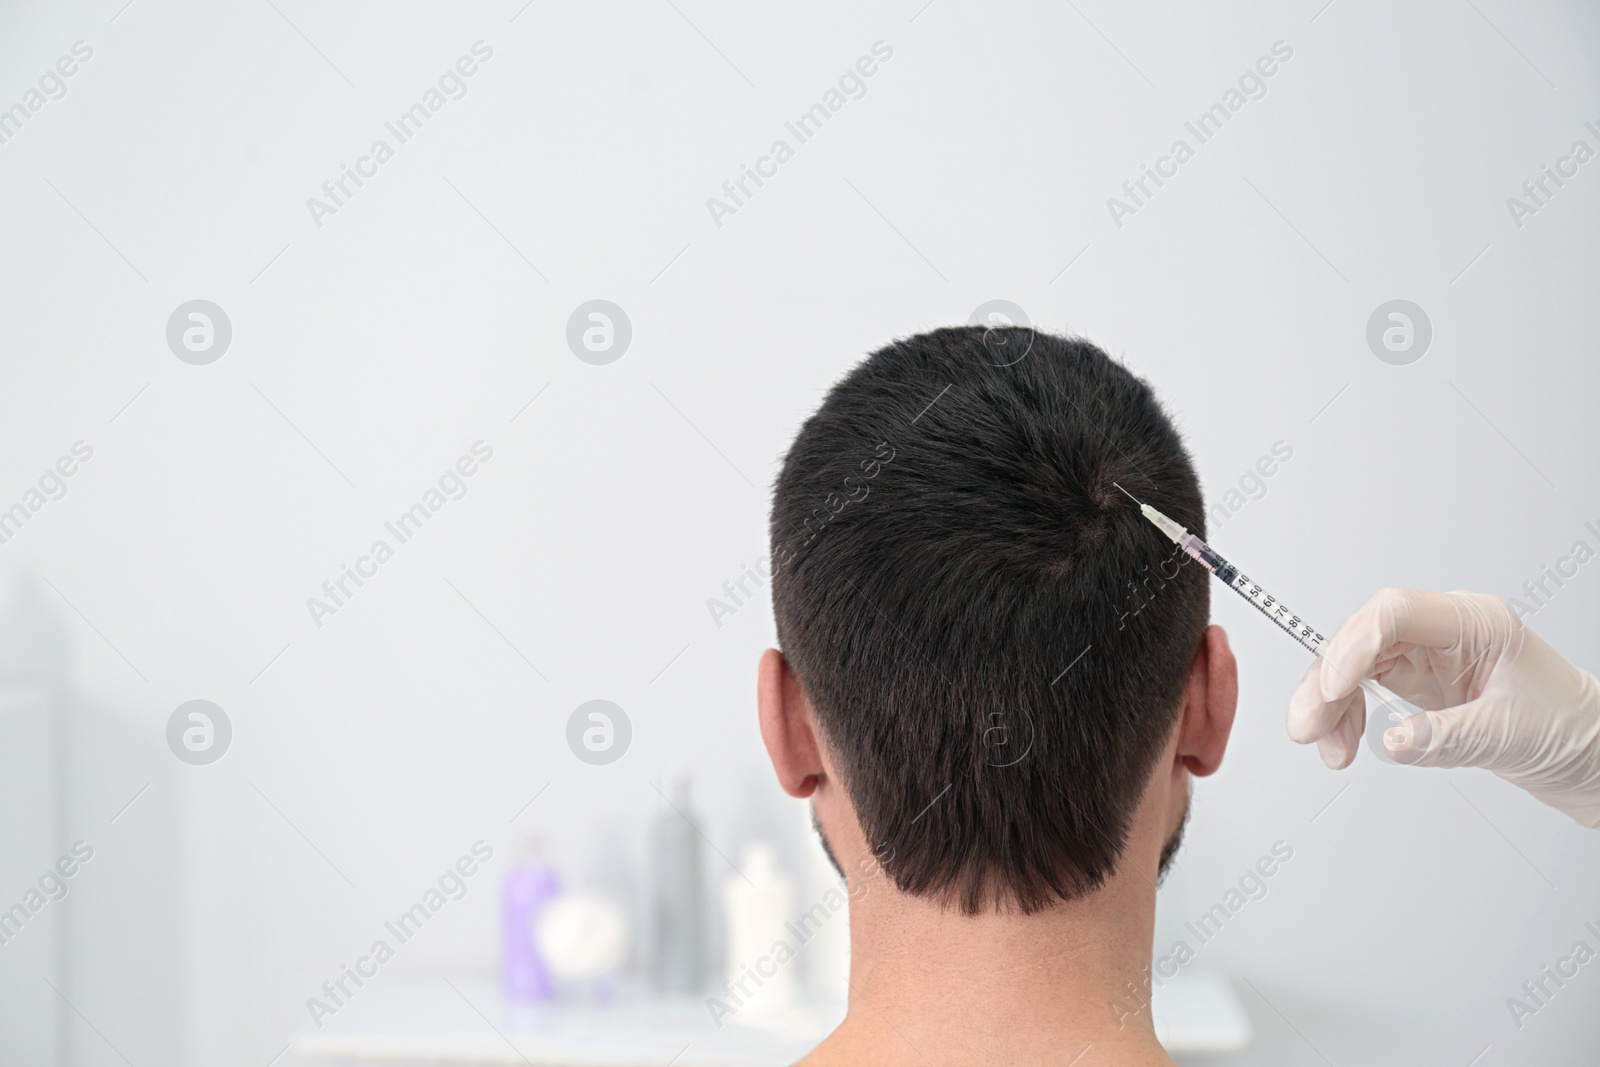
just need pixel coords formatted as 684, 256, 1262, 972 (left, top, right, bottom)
769, 326, 1209, 914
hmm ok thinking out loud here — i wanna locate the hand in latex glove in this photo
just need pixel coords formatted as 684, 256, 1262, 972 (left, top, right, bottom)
1287, 588, 1600, 828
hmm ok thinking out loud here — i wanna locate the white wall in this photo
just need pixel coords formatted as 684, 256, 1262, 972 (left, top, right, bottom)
0, 1, 1596, 1064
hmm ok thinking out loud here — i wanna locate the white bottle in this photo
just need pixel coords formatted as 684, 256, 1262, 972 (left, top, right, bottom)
722, 843, 798, 1021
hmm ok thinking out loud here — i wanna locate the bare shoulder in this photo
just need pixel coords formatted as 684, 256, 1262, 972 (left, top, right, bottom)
789, 1023, 880, 1067
789, 1015, 1176, 1066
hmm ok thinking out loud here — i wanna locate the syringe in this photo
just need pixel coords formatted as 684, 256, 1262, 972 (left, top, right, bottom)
1116, 484, 1425, 762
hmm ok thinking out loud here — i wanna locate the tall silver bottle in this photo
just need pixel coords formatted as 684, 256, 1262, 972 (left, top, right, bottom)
650, 772, 707, 993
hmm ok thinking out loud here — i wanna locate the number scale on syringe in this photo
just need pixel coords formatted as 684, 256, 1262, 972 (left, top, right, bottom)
1221, 569, 1328, 657
1121, 489, 1331, 659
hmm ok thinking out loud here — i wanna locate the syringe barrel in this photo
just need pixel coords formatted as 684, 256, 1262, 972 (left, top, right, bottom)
1185, 537, 1239, 584
1225, 569, 1328, 656
1181, 534, 1329, 657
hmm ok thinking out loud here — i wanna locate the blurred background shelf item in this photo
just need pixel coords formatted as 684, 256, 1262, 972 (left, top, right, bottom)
290, 971, 1249, 1065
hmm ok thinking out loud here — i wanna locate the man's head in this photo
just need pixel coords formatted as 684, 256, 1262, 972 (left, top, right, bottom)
758, 326, 1237, 915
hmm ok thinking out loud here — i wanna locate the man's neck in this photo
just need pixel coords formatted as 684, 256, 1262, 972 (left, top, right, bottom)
802, 848, 1173, 1066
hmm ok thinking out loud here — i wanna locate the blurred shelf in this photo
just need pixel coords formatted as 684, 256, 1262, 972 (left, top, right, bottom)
292, 971, 1250, 1065
1152, 971, 1253, 1054
293, 982, 836, 1066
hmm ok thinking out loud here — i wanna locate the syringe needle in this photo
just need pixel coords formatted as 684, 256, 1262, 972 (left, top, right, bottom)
1123, 489, 1426, 764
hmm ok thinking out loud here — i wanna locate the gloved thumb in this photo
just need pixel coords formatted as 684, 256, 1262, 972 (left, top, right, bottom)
1382, 700, 1504, 770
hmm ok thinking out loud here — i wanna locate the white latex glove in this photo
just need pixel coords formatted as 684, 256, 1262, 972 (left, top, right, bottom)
1286, 588, 1600, 828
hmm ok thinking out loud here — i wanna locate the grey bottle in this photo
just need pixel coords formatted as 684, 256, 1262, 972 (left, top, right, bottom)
650, 773, 707, 992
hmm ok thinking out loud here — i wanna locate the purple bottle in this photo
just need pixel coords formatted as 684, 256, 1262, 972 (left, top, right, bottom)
502, 839, 561, 1001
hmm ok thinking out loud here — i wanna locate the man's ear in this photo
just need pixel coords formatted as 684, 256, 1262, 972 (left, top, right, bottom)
1178, 625, 1238, 777
758, 648, 825, 798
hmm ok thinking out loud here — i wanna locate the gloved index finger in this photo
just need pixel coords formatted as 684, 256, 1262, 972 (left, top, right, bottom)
1318, 588, 1466, 703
